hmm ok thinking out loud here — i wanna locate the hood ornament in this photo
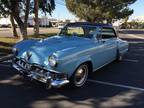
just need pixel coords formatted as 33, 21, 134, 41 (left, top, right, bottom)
24, 51, 32, 61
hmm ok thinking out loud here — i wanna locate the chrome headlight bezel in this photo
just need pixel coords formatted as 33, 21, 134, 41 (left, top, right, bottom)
48, 55, 57, 67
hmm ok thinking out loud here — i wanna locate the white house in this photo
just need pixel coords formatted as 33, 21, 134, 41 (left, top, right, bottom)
27, 17, 34, 26
0, 17, 11, 25
39, 16, 50, 26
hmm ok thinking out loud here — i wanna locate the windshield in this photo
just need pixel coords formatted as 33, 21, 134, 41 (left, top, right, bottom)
59, 25, 97, 38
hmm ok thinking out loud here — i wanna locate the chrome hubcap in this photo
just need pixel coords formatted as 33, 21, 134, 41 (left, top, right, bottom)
74, 65, 88, 86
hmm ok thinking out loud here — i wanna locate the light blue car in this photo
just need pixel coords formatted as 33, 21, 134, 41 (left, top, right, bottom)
12, 22, 128, 88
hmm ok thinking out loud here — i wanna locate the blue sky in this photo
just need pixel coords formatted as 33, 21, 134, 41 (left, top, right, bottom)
129, 0, 144, 17
49, 0, 144, 20
50, 1, 76, 20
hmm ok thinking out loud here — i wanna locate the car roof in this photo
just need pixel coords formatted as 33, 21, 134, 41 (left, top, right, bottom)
66, 22, 113, 28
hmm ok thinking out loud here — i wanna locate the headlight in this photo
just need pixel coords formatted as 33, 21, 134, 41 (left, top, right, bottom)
48, 55, 57, 67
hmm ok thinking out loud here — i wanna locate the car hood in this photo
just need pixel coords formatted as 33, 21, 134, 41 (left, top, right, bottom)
18, 36, 92, 65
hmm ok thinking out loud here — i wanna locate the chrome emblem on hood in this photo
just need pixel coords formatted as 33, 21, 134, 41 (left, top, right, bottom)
24, 51, 32, 61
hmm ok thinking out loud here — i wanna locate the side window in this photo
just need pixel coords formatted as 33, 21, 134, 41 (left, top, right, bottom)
101, 28, 117, 39
83, 26, 97, 38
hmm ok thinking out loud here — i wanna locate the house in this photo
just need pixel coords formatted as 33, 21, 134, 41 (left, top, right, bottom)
0, 17, 11, 27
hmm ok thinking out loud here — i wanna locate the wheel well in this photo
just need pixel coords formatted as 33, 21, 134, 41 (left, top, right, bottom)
70, 61, 93, 79
83, 61, 93, 73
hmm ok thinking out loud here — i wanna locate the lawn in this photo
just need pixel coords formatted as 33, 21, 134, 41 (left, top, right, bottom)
0, 33, 57, 56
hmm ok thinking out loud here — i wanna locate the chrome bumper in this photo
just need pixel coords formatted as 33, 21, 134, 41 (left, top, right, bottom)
12, 63, 69, 88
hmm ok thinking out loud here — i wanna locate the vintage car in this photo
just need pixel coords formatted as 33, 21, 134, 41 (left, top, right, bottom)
12, 22, 128, 88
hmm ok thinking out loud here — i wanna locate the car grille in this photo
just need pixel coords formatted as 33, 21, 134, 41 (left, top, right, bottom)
15, 58, 47, 73
15, 58, 31, 70
13, 58, 62, 79
14, 58, 49, 75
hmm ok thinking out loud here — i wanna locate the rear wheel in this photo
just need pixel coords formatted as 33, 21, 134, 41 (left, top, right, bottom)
70, 64, 89, 87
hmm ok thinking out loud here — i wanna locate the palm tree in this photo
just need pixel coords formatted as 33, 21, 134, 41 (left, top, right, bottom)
34, 0, 55, 37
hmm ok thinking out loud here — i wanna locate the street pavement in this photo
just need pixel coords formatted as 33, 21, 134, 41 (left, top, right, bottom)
0, 31, 144, 108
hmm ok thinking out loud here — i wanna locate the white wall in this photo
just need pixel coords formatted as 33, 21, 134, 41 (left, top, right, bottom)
0, 18, 11, 25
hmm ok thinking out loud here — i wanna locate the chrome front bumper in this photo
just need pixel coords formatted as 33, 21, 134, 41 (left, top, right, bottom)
12, 62, 69, 88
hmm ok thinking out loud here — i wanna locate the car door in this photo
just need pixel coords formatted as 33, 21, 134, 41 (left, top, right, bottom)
91, 27, 117, 70
100, 27, 117, 64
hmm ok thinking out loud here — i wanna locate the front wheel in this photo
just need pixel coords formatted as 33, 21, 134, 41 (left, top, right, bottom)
70, 64, 89, 88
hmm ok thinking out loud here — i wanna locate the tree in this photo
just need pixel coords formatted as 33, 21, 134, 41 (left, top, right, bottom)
0, 0, 55, 39
34, 0, 39, 37
39, 0, 55, 15
33, 0, 55, 37
10, 14, 18, 38
0, 0, 31, 40
66, 0, 137, 23
0, 1, 18, 37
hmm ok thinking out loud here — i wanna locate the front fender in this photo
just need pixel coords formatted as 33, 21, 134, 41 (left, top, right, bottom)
55, 54, 92, 78
76, 55, 91, 69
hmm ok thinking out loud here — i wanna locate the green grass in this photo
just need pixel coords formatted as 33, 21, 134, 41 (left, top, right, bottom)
0, 33, 57, 56
28, 33, 57, 39
0, 37, 18, 56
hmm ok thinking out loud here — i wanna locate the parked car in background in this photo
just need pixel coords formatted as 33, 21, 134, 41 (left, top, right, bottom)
12, 22, 128, 88
0, 24, 11, 28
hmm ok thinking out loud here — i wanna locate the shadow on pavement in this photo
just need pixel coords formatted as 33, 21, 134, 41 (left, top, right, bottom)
0, 61, 144, 108
0, 41, 13, 56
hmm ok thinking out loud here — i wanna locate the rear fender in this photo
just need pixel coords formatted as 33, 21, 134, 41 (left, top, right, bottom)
117, 39, 129, 55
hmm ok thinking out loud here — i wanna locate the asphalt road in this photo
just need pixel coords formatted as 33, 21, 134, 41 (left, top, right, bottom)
0, 31, 144, 108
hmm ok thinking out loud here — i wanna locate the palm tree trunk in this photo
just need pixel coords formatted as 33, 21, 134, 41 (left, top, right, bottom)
23, 0, 30, 39
13, 14, 24, 41
10, 14, 18, 38
34, 0, 39, 37
11, 0, 30, 40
